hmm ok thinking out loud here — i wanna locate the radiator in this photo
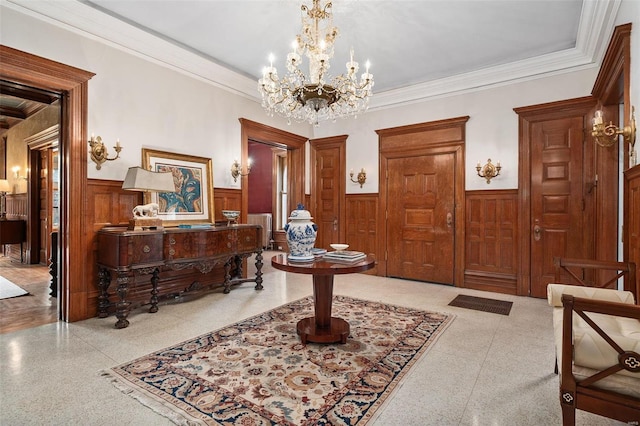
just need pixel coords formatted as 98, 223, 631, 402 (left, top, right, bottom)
247, 213, 272, 249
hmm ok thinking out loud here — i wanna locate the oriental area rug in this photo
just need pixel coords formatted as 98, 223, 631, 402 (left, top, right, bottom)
103, 295, 454, 425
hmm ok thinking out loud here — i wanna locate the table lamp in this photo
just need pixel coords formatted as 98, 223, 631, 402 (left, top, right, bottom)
0, 179, 11, 220
122, 167, 175, 230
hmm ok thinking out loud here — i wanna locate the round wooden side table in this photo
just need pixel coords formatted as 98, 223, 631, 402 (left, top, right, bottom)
271, 253, 375, 344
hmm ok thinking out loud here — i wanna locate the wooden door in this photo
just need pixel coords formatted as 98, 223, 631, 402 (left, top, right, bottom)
311, 136, 346, 250
38, 149, 49, 264
529, 116, 589, 296
387, 153, 455, 284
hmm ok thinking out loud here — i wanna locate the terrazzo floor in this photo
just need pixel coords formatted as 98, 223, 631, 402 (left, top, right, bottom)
0, 252, 625, 425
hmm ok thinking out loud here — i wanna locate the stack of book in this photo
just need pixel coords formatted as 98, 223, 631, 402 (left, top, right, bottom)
324, 250, 366, 262
311, 248, 327, 258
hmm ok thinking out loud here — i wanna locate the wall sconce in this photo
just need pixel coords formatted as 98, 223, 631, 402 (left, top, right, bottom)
350, 168, 367, 188
591, 107, 636, 149
476, 159, 501, 184
88, 134, 122, 170
12, 166, 27, 180
230, 158, 252, 182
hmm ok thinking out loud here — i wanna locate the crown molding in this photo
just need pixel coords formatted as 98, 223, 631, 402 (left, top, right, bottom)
3, 0, 258, 100
4, 0, 620, 110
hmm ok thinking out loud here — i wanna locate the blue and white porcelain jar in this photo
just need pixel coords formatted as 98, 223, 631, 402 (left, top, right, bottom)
284, 204, 318, 261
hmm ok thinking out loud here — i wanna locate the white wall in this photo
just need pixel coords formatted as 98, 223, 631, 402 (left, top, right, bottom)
312, 69, 600, 192
2, 2, 638, 194
0, 5, 312, 189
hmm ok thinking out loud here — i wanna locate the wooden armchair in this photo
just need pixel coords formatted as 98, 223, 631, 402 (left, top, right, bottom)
553, 257, 638, 302
547, 258, 640, 425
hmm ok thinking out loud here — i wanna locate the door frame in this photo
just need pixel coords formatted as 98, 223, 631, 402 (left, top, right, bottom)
310, 135, 347, 248
377, 117, 468, 285
238, 118, 308, 225
515, 96, 605, 296
0, 46, 94, 322
25, 124, 60, 265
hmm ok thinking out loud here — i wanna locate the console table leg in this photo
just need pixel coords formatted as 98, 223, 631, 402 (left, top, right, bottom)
223, 259, 232, 294
97, 267, 111, 318
115, 273, 131, 329
149, 268, 160, 313
254, 250, 263, 290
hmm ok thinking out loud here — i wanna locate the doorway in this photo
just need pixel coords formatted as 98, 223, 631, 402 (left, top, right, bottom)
386, 153, 456, 284
377, 117, 468, 286
0, 45, 95, 323
515, 97, 619, 297
310, 135, 347, 249
239, 118, 308, 239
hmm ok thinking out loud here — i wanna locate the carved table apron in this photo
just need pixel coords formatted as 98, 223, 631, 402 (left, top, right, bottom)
97, 225, 263, 328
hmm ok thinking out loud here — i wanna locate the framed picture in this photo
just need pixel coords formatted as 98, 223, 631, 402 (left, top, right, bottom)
142, 148, 214, 226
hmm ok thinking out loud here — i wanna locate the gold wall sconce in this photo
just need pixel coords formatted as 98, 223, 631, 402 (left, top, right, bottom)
591, 107, 636, 149
88, 134, 122, 170
231, 158, 252, 182
476, 159, 501, 184
12, 166, 27, 180
350, 168, 367, 188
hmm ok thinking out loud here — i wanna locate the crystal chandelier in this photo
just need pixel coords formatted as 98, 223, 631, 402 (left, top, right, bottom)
258, 0, 374, 126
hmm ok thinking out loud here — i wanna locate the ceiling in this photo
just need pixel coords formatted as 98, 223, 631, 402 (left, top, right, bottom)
3, 0, 620, 113
0, 82, 60, 137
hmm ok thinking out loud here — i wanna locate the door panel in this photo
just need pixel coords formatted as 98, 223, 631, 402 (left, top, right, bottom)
387, 153, 455, 284
530, 116, 588, 297
311, 137, 345, 250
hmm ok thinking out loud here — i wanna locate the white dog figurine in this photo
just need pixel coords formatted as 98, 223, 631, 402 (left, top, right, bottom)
132, 203, 160, 218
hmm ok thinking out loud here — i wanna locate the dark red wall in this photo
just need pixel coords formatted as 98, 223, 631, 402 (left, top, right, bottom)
248, 141, 273, 214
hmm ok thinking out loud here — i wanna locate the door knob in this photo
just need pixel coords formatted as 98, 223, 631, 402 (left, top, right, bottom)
534, 225, 542, 241
333, 217, 338, 231
446, 213, 453, 228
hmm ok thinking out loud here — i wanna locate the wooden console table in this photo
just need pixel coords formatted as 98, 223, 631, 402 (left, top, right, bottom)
271, 254, 375, 344
97, 224, 263, 328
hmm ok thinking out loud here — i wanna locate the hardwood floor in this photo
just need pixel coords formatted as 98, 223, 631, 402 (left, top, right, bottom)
0, 255, 57, 334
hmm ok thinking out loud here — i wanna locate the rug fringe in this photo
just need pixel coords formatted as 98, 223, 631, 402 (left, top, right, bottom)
100, 370, 208, 426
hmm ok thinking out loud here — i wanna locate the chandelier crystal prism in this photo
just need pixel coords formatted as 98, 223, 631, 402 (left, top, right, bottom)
258, 0, 374, 126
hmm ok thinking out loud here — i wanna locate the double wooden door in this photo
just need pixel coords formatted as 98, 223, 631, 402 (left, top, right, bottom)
386, 153, 456, 284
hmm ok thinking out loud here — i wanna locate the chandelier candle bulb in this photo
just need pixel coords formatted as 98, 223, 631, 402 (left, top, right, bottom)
258, 0, 374, 125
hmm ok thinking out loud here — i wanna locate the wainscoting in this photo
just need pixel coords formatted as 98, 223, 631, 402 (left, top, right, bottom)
345, 194, 379, 274
464, 190, 518, 294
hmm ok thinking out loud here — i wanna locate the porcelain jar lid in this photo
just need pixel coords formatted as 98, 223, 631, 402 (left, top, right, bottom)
288, 203, 313, 220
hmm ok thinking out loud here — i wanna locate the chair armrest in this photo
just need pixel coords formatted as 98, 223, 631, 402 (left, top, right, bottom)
548, 283, 636, 307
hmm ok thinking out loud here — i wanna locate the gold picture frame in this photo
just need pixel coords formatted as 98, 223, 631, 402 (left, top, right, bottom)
142, 148, 214, 226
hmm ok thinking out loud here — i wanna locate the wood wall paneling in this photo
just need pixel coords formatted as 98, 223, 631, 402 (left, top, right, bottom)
214, 187, 242, 221
465, 190, 518, 294
345, 194, 379, 274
